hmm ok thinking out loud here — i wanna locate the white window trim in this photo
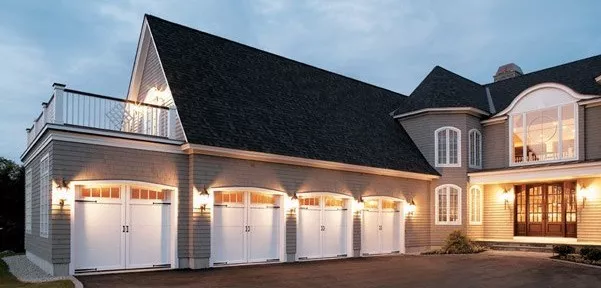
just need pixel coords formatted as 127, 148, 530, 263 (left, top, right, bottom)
469, 186, 483, 225
468, 129, 482, 169
435, 184, 462, 225
25, 168, 32, 234
39, 153, 50, 238
508, 103, 579, 167
434, 126, 461, 168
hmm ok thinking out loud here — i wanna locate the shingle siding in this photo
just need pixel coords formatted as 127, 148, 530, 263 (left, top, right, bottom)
585, 105, 601, 160
482, 122, 508, 170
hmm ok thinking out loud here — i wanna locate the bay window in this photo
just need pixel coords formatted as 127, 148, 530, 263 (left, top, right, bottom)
511, 103, 577, 165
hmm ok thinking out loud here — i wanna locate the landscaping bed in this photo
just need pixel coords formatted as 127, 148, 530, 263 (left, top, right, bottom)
550, 245, 601, 267
421, 230, 488, 255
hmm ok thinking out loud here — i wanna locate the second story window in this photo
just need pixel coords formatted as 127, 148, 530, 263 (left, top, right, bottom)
511, 103, 577, 165
469, 129, 482, 168
435, 127, 461, 167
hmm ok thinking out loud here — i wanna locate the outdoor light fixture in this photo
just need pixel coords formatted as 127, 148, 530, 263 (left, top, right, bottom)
406, 199, 416, 216
578, 185, 591, 208
198, 186, 210, 211
286, 194, 299, 212
353, 197, 364, 213
55, 178, 69, 207
501, 188, 514, 210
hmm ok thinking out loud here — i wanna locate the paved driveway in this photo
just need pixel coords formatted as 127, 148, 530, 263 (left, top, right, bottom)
77, 252, 601, 288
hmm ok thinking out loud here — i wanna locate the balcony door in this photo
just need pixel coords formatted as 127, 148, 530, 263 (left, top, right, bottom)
514, 181, 577, 237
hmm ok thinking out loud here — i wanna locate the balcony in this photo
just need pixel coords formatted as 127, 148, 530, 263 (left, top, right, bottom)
26, 83, 178, 147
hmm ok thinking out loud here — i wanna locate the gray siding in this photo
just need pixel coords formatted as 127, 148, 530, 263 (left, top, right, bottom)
24, 140, 53, 264
191, 153, 431, 255
400, 113, 478, 246
286, 211, 296, 257
482, 121, 508, 170
585, 105, 601, 160
50, 140, 190, 263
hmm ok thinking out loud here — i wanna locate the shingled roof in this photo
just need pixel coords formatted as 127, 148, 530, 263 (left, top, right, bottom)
393, 55, 601, 117
145, 15, 438, 176
391, 66, 489, 116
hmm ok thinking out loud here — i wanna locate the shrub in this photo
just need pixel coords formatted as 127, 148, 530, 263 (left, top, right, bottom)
580, 247, 594, 258
553, 245, 575, 256
442, 230, 473, 254
584, 248, 601, 262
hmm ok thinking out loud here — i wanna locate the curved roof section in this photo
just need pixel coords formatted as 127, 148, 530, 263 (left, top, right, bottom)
145, 15, 438, 176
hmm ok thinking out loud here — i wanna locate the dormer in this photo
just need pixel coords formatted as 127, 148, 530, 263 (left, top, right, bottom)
494, 83, 597, 166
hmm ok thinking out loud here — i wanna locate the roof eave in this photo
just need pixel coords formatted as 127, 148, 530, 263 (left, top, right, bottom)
393, 107, 490, 120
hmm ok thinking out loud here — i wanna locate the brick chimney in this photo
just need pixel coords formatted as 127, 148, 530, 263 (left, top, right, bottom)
493, 63, 523, 82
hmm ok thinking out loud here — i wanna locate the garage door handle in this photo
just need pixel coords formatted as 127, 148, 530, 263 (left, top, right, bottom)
126, 226, 129, 233
122, 226, 125, 232
379, 225, 382, 230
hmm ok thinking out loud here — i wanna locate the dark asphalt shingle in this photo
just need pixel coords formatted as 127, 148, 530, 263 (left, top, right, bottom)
145, 15, 438, 176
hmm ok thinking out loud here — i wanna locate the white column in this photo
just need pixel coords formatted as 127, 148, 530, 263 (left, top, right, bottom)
52, 83, 66, 124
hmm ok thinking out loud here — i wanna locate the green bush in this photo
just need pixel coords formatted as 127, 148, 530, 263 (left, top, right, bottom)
442, 230, 473, 254
580, 247, 594, 258
553, 245, 575, 256
584, 248, 601, 261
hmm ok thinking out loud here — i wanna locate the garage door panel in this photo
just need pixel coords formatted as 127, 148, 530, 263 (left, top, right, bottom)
322, 209, 346, 257
248, 207, 279, 262
213, 206, 246, 264
127, 204, 171, 269
298, 208, 321, 258
380, 211, 396, 253
74, 202, 124, 271
363, 210, 380, 255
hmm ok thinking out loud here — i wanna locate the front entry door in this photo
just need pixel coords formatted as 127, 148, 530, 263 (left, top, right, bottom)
514, 181, 577, 237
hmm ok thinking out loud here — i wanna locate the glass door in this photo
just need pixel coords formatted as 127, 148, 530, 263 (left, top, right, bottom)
527, 185, 544, 236
545, 184, 564, 236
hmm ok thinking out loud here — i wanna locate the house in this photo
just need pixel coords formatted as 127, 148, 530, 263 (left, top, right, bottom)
20, 14, 601, 276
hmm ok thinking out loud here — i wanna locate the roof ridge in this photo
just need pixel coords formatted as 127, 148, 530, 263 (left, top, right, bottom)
433, 65, 484, 88
145, 14, 409, 99
485, 53, 601, 86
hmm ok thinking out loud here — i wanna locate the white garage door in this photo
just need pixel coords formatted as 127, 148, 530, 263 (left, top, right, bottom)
362, 198, 401, 256
74, 185, 172, 273
212, 191, 282, 265
298, 195, 348, 259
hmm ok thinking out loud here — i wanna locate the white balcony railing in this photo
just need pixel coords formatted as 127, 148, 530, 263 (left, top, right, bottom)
26, 83, 177, 147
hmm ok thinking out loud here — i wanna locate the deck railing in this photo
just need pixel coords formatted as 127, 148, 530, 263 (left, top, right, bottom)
26, 84, 176, 146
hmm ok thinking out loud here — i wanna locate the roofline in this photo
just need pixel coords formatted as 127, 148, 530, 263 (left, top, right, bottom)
480, 115, 507, 126
393, 107, 490, 119
181, 143, 440, 181
468, 160, 601, 185
579, 97, 601, 107
596, 75, 601, 84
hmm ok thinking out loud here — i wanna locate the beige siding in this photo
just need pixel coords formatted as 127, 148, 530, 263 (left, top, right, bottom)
191, 154, 432, 251
482, 184, 513, 240
578, 178, 601, 242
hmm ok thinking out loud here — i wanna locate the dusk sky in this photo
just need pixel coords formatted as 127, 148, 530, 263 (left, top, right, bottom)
1, 0, 600, 161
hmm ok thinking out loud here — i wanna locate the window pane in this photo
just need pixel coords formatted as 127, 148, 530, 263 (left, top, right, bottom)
476, 133, 481, 167
438, 130, 447, 164
562, 104, 575, 159
513, 114, 524, 163
450, 188, 458, 222
449, 130, 458, 164
438, 189, 447, 222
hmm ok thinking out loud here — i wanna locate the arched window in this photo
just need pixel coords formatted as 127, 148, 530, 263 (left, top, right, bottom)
435, 184, 462, 225
435, 127, 461, 167
468, 129, 482, 168
469, 186, 482, 225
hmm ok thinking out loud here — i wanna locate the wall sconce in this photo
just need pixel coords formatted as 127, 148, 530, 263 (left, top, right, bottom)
501, 188, 514, 210
55, 178, 70, 207
353, 197, 364, 213
578, 185, 591, 208
286, 194, 299, 212
405, 199, 416, 216
196, 186, 210, 211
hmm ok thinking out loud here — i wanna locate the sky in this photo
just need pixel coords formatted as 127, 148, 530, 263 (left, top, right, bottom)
1, 0, 600, 161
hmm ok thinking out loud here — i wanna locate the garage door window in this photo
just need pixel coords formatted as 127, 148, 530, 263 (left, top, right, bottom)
131, 187, 164, 200
81, 187, 121, 198
381, 200, 396, 210
214, 191, 244, 204
299, 197, 320, 206
251, 192, 276, 205
364, 200, 378, 209
324, 196, 344, 207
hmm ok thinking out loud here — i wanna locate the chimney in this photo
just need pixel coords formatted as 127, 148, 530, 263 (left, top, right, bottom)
493, 63, 523, 82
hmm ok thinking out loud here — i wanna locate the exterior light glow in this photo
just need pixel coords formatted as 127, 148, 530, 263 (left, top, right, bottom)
196, 186, 211, 211
285, 194, 299, 212
353, 197, 364, 212
406, 199, 416, 216
54, 178, 69, 207
501, 188, 514, 209
578, 185, 591, 207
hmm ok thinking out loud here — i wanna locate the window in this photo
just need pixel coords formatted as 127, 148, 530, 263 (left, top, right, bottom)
299, 197, 320, 206
25, 169, 32, 234
39, 155, 50, 238
214, 191, 244, 204
511, 103, 577, 165
435, 184, 461, 225
82, 186, 122, 199
324, 196, 344, 207
468, 129, 482, 168
435, 127, 461, 167
469, 186, 482, 225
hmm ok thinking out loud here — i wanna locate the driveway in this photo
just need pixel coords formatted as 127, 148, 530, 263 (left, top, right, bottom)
77, 252, 601, 288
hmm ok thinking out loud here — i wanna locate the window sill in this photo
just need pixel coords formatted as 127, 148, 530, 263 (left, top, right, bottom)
435, 164, 461, 168
435, 222, 462, 226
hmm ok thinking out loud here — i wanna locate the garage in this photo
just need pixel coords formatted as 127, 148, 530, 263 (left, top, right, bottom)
211, 190, 283, 265
297, 194, 350, 260
362, 197, 403, 255
73, 184, 173, 273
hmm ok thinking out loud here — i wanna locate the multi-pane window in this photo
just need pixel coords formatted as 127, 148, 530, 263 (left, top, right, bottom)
214, 191, 244, 204
435, 127, 461, 167
468, 129, 482, 168
435, 185, 461, 225
469, 186, 482, 225
25, 169, 32, 234
511, 103, 577, 165
299, 197, 320, 206
39, 155, 50, 238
